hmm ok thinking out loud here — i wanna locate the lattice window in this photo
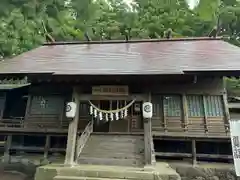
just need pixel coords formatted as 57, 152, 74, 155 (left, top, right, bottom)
152, 95, 162, 117
187, 95, 204, 117
163, 95, 181, 117
205, 95, 224, 117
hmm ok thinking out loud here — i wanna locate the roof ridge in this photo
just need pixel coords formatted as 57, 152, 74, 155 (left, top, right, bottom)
43, 36, 222, 46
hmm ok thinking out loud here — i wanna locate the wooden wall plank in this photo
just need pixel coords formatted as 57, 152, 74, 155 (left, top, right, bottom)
162, 98, 167, 132
64, 88, 80, 165
223, 90, 230, 133
202, 96, 208, 133
0, 92, 6, 119
182, 94, 188, 132
44, 135, 51, 160
24, 95, 32, 121
192, 139, 197, 165
151, 77, 224, 95
3, 135, 12, 163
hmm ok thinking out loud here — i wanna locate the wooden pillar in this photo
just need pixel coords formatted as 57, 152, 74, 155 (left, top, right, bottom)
222, 90, 230, 132
19, 135, 25, 155
44, 135, 51, 160
24, 95, 32, 127
202, 95, 208, 133
144, 119, 151, 165
144, 93, 152, 165
192, 139, 197, 166
182, 94, 188, 132
64, 88, 80, 165
0, 93, 6, 119
3, 135, 12, 163
161, 97, 167, 132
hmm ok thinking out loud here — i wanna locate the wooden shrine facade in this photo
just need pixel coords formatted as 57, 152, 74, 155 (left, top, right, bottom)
0, 74, 230, 139
1, 38, 240, 165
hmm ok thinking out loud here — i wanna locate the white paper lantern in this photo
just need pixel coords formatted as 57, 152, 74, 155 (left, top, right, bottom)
105, 113, 109, 121
66, 102, 77, 118
142, 102, 153, 119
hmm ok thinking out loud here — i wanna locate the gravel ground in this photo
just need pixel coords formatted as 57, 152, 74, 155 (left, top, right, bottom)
0, 171, 27, 180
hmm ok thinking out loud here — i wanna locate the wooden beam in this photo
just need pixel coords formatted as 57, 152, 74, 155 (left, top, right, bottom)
222, 90, 230, 133
155, 152, 232, 159
182, 94, 188, 132
192, 139, 197, 165
64, 88, 80, 165
59, 99, 65, 128
144, 92, 152, 165
24, 95, 32, 128
202, 95, 208, 133
162, 97, 167, 132
78, 94, 147, 101
3, 135, 12, 163
0, 93, 6, 119
44, 135, 51, 160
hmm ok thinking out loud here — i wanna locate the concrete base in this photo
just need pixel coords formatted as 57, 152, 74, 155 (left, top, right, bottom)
2, 154, 10, 163
35, 163, 181, 180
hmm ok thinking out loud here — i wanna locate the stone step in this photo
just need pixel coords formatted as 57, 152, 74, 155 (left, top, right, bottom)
80, 152, 144, 159
87, 140, 143, 146
58, 167, 155, 180
79, 155, 144, 162
79, 135, 145, 167
89, 136, 143, 142
82, 145, 144, 153
83, 144, 144, 153
85, 142, 143, 147
54, 176, 130, 180
90, 135, 143, 138
78, 157, 144, 167
87, 141, 143, 147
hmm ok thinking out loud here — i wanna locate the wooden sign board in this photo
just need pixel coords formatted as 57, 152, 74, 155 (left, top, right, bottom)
230, 119, 240, 176
92, 86, 129, 96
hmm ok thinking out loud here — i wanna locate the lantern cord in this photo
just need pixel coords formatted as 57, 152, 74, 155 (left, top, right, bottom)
88, 99, 136, 114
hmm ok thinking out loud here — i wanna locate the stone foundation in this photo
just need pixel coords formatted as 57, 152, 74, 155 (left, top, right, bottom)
0, 155, 238, 180
170, 162, 239, 180
35, 163, 180, 180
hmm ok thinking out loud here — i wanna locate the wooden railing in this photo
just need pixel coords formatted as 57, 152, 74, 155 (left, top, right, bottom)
75, 120, 93, 160
0, 117, 24, 128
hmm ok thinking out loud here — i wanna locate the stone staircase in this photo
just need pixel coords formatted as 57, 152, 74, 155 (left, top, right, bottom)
77, 134, 145, 167
52, 164, 159, 180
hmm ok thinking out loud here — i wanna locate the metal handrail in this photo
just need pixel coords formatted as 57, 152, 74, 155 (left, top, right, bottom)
75, 120, 93, 160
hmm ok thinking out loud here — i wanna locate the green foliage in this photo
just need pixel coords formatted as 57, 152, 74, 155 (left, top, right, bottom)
225, 77, 240, 96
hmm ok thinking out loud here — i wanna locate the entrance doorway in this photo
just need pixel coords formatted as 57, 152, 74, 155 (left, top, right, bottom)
92, 100, 131, 132
93, 100, 110, 132
78, 97, 144, 133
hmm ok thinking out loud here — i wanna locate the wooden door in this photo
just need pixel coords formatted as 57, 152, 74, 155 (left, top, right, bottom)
129, 101, 143, 132
93, 100, 110, 132
109, 100, 129, 132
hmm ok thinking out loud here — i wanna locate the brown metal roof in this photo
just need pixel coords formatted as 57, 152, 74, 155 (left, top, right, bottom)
0, 37, 240, 75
